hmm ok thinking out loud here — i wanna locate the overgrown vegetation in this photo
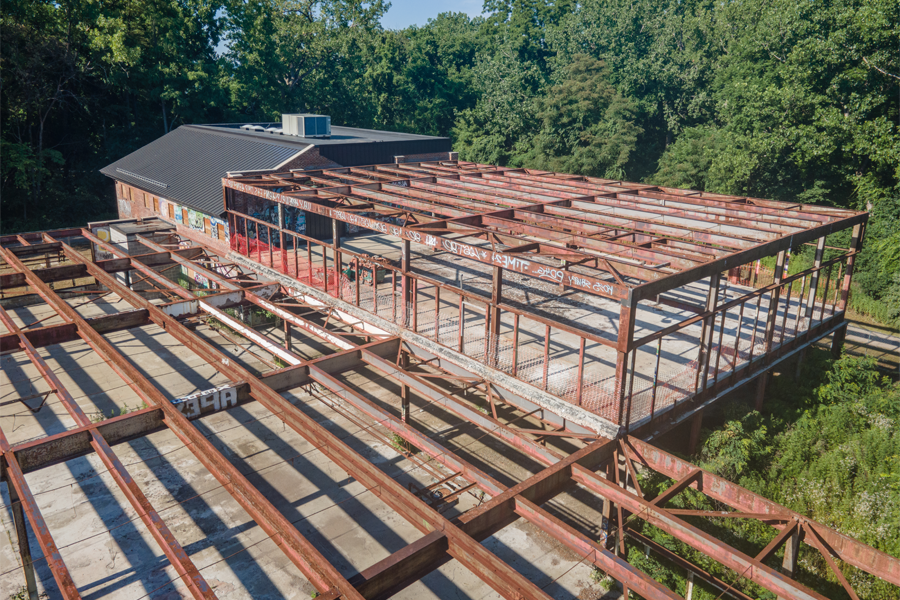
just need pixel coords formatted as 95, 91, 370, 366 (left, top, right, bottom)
2, 0, 896, 325
90, 401, 149, 423
627, 353, 899, 599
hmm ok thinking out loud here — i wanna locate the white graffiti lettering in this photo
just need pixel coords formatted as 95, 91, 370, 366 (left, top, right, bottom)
172, 384, 239, 419
536, 266, 565, 282
592, 282, 615, 295
493, 254, 532, 271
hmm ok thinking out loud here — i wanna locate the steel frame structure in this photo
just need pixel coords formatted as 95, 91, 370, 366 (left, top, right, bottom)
222, 161, 867, 438
0, 223, 896, 600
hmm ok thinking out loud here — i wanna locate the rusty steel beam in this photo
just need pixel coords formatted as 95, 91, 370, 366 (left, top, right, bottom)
1, 428, 81, 599
223, 178, 630, 300
625, 437, 900, 586
2, 243, 363, 599
47, 236, 555, 600
0, 309, 150, 352
0, 281, 217, 600
309, 367, 680, 600
569, 463, 831, 600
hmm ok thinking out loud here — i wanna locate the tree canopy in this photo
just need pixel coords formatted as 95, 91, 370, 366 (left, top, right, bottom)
1, 0, 897, 322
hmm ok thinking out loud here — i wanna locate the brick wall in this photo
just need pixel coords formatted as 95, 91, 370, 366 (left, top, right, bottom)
115, 182, 230, 256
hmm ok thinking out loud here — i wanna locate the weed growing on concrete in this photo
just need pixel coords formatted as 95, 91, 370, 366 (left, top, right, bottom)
9, 588, 48, 600
389, 433, 406, 454
589, 568, 613, 592
89, 402, 148, 423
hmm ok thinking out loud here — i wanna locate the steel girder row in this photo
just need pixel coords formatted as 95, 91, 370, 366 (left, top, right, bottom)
40, 234, 560, 599
1, 233, 896, 597
0, 243, 365, 598
226, 161, 864, 300
98, 232, 898, 599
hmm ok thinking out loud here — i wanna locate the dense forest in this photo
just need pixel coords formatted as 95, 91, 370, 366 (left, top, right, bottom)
2, 0, 897, 323
1, 2, 898, 598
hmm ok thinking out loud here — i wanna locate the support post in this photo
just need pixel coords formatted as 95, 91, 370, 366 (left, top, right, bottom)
762, 250, 788, 360
284, 320, 292, 352
831, 322, 848, 359
400, 349, 410, 423
804, 237, 826, 319
696, 274, 722, 393
332, 217, 342, 296
686, 571, 695, 600
488, 266, 503, 367
776, 525, 802, 600
839, 224, 863, 312
401, 239, 411, 324
688, 409, 704, 455
615, 297, 637, 425
755, 371, 769, 411
8, 484, 39, 600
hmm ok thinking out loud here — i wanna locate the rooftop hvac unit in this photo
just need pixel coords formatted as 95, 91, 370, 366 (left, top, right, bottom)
281, 114, 331, 138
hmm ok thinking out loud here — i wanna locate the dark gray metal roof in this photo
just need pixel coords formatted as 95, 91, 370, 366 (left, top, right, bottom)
101, 126, 302, 217
101, 124, 450, 217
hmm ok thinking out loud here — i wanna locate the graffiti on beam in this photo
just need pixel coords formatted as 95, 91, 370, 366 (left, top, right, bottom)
223, 178, 629, 299
172, 384, 238, 419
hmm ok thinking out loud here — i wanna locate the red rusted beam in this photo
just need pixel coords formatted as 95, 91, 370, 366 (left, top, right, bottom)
625, 436, 900, 586
3, 244, 360, 599
48, 236, 553, 600
1, 428, 81, 599
0, 288, 216, 600
223, 178, 630, 300
570, 463, 831, 600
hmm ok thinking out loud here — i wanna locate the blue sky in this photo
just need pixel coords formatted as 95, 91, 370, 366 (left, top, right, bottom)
380, 0, 485, 29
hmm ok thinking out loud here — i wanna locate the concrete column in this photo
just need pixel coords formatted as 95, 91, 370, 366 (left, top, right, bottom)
755, 370, 769, 411
9, 484, 38, 600
685, 571, 695, 600
794, 349, 806, 380
831, 322, 848, 359
688, 409, 704, 455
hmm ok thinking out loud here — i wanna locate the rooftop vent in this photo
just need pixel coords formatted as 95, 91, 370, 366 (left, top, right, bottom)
282, 114, 331, 138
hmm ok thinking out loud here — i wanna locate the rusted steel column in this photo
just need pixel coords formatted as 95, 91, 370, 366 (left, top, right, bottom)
400, 349, 410, 423
332, 217, 341, 293
7, 481, 39, 600
838, 223, 863, 311
401, 239, 411, 324
804, 237, 827, 319
489, 266, 503, 335
615, 297, 637, 427
696, 274, 721, 393
284, 320, 292, 352
777, 526, 802, 600
1, 429, 80, 599
4, 245, 358, 599
278, 204, 287, 274
762, 250, 787, 359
